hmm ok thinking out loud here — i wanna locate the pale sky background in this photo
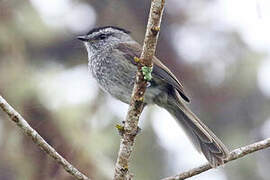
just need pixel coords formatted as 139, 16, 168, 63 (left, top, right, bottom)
29, 0, 270, 179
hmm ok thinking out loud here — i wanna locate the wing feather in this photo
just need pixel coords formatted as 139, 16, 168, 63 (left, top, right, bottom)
115, 42, 190, 102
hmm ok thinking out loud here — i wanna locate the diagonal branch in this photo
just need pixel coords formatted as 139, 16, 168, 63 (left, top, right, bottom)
0, 95, 90, 180
113, 0, 165, 179
161, 138, 270, 180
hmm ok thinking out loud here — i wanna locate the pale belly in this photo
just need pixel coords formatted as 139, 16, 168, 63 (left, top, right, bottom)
88, 54, 164, 104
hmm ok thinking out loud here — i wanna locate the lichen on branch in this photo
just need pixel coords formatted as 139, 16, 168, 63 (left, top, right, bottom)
113, 0, 165, 180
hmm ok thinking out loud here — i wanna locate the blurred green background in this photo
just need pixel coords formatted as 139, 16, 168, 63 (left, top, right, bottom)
1, 0, 270, 180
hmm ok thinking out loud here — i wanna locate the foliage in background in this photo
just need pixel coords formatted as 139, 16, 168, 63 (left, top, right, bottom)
0, 0, 269, 180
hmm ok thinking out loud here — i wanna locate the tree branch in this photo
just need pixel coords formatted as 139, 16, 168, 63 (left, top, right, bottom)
0, 95, 90, 180
113, 0, 165, 179
161, 138, 270, 180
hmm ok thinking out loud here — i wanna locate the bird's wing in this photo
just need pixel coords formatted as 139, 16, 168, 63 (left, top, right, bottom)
152, 56, 190, 102
115, 42, 190, 102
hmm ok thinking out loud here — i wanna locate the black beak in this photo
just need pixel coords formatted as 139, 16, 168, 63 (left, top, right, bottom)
77, 35, 89, 42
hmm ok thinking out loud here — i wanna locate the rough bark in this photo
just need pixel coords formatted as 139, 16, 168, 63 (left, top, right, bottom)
0, 95, 90, 180
162, 138, 270, 180
113, 0, 165, 180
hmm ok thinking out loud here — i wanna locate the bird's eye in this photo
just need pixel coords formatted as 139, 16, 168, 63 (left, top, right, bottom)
98, 34, 107, 40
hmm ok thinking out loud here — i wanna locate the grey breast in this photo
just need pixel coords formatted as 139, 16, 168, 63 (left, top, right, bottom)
89, 50, 137, 104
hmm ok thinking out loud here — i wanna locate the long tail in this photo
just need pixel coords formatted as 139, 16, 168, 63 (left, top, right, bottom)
160, 92, 230, 167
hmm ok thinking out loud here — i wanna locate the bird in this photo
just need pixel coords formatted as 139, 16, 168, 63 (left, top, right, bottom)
77, 26, 229, 167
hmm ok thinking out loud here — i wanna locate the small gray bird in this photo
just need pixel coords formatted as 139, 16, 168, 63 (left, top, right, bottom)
78, 26, 229, 167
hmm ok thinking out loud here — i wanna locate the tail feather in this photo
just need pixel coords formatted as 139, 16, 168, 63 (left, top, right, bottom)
161, 91, 230, 167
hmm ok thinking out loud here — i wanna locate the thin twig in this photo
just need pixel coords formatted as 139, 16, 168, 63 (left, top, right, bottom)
113, 0, 165, 180
0, 95, 90, 180
161, 138, 270, 180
